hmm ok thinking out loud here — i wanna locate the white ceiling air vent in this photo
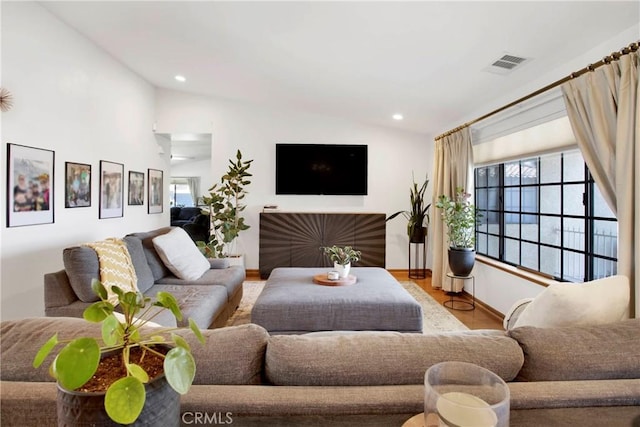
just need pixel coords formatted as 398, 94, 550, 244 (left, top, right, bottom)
484, 53, 530, 75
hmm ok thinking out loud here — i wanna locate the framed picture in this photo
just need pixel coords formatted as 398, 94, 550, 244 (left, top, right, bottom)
6, 143, 54, 227
128, 171, 145, 205
148, 168, 163, 214
99, 160, 124, 219
65, 162, 91, 208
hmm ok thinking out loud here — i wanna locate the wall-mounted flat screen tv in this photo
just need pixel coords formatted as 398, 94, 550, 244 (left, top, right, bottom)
276, 143, 368, 195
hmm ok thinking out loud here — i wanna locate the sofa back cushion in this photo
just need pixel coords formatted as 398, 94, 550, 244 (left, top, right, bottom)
176, 324, 269, 385
1, 318, 269, 386
508, 318, 640, 381
63, 237, 156, 301
62, 246, 101, 303
1, 317, 103, 382
127, 228, 173, 281
265, 330, 523, 386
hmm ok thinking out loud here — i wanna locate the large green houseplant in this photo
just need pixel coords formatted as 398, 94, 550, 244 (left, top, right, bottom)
435, 187, 481, 276
33, 279, 205, 425
387, 173, 431, 243
198, 150, 253, 258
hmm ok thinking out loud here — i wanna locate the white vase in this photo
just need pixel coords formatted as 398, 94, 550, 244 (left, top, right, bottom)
334, 262, 351, 278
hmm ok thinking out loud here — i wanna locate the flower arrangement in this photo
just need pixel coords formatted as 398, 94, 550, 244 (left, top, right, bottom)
435, 187, 481, 249
321, 245, 362, 266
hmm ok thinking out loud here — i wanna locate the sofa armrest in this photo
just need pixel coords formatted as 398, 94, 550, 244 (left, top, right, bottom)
209, 258, 231, 269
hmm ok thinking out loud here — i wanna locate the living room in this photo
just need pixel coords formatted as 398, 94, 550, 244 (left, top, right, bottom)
1, 1, 638, 324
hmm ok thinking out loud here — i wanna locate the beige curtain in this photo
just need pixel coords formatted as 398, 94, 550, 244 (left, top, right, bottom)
561, 50, 639, 317
432, 127, 474, 290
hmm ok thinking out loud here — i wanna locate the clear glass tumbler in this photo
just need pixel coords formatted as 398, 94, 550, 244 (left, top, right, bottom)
424, 361, 510, 427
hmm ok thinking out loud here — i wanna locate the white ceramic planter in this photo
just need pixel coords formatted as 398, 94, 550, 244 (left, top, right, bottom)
334, 262, 351, 278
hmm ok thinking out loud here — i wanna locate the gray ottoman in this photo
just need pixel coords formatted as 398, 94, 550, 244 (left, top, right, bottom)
251, 267, 423, 334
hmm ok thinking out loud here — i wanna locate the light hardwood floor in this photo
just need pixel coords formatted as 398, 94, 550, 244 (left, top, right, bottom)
246, 269, 504, 330
389, 270, 504, 330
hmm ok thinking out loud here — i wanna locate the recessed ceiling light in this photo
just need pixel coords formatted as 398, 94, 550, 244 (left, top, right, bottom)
175, 75, 186, 82
392, 114, 403, 121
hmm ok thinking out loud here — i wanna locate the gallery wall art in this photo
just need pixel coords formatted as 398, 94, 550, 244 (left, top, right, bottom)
6, 143, 54, 227
148, 168, 163, 214
99, 160, 124, 219
65, 162, 91, 208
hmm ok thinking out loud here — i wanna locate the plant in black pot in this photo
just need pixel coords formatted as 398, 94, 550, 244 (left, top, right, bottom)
33, 279, 205, 426
436, 187, 482, 277
386, 173, 431, 243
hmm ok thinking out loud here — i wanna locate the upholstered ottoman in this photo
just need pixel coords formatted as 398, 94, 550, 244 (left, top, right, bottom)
251, 267, 423, 334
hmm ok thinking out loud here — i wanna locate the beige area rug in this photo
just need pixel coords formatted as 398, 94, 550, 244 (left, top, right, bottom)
226, 281, 469, 333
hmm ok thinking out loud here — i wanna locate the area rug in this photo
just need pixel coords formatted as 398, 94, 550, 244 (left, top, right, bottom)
225, 281, 468, 333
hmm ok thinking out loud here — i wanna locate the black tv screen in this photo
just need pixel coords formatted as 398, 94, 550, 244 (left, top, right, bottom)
276, 144, 368, 195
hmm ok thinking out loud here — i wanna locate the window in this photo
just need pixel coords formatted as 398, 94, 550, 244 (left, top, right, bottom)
169, 182, 194, 207
475, 149, 617, 282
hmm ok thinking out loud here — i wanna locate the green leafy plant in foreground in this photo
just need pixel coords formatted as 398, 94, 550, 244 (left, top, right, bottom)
33, 279, 205, 425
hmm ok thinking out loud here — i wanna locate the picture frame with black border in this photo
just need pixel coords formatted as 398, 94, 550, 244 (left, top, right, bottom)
7, 143, 54, 227
65, 162, 91, 208
99, 160, 124, 219
148, 168, 163, 214
128, 170, 145, 206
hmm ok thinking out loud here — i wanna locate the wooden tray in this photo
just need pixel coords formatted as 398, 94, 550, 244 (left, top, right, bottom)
313, 273, 357, 286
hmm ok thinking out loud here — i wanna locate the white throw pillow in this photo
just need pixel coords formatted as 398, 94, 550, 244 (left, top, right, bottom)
152, 227, 210, 280
512, 275, 629, 329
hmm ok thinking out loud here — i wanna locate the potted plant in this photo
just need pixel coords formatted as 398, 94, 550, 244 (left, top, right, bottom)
33, 279, 205, 425
386, 173, 431, 243
321, 245, 362, 278
197, 150, 253, 261
435, 187, 481, 276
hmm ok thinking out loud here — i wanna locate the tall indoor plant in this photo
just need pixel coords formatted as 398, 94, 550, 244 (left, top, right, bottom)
33, 280, 205, 425
198, 149, 253, 259
387, 173, 431, 243
435, 187, 481, 276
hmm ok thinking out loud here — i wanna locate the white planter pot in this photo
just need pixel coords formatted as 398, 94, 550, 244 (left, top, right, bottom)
334, 262, 351, 278
226, 254, 245, 269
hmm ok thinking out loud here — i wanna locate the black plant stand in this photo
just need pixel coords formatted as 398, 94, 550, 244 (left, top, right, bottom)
408, 240, 426, 279
443, 272, 475, 311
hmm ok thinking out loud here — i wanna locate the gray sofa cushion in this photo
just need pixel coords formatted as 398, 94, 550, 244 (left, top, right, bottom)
508, 318, 640, 381
2, 318, 269, 386
122, 235, 155, 293
127, 227, 172, 281
266, 331, 524, 386
175, 324, 269, 385
1, 317, 103, 382
155, 266, 245, 299
62, 246, 100, 303
150, 284, 229, 328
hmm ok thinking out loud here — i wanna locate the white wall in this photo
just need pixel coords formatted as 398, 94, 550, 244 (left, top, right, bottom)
0, 3, 169, 320
155, 89, 433, 271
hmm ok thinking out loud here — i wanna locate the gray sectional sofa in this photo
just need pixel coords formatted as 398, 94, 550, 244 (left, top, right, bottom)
1, 316, 639, 426
43, 227, 245, 329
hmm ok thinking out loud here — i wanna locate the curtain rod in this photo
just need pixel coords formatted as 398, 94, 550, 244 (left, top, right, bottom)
435, 40, 639, 141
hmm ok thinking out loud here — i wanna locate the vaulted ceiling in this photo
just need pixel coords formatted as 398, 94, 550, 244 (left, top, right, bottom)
41, 1, 638, 135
